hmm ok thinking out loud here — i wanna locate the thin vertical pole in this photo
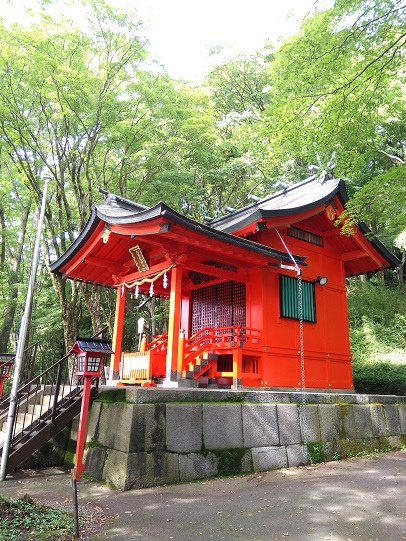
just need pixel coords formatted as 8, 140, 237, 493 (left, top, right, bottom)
177, 329, 185, 375
71, 472, 80, 540
232, 347, 242, 390
0, 177, 50, 481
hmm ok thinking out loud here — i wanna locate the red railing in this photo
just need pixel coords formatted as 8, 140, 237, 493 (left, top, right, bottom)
140, 327, 262, 378
183, 325, 262, 366
146, 332, 168, 353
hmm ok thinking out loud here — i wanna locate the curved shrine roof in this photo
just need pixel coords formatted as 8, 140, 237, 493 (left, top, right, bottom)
209, 175, 399, 273
50, 196, 307, 286
210, 176, 343, 233
50, 176, 400, 285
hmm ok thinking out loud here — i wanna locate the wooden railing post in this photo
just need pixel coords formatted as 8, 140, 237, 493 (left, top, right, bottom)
232, 348, 242, 390
177, 329, 185, 377
140, 333, 147, 353
110, 286, 126, 379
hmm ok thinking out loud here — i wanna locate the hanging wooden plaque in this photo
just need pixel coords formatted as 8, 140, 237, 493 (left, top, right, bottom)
129, 245, 149, 272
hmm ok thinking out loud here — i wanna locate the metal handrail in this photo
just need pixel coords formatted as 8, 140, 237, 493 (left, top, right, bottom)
0, 341, 41, 407
0, 328, 107, 456
1, 352, 80, 450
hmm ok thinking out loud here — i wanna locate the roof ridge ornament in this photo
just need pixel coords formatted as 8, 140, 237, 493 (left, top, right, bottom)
272, 180, 292, 191
310, 150, 336, 183
97, 185, 113, 205
96, 186, 150, 211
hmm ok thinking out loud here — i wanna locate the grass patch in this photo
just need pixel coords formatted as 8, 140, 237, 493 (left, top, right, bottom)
0, 493, 104, 541
222, 393, 247, 403
0, 494, 74, 541
214, 448, 248, 476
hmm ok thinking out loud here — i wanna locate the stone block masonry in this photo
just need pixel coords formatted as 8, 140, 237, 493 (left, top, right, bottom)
75, 388, 406, 491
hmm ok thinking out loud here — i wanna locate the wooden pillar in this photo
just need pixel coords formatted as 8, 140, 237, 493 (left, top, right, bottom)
110, 286, 126, 379
140, 333, 147, 353
177, 329, 185, 375
165, 265, 182, 384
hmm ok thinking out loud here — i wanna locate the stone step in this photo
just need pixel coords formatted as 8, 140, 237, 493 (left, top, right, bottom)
27, 404, 47, 416
16, 412, 39, 426
188, 364, 201, 372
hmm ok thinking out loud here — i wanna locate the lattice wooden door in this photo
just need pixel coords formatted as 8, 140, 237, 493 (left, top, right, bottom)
191, 281, 246, 335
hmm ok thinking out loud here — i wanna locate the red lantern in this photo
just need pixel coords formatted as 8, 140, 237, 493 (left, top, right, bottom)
69, 338, 113, 378
0, 354, 15, 398
68, 338, 113, 481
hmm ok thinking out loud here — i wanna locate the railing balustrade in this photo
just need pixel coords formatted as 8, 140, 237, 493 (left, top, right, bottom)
0, 341, 41, 406
183, 325, 262, 364
0, 330, 107, 466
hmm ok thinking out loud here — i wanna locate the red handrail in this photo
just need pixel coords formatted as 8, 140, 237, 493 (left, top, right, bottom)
183, 326, 262, 365
147, 333, 168, 353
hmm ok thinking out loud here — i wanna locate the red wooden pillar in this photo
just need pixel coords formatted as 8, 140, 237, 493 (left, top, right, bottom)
110, 286, 126, 379
165, 264, 183, 383
74, 376, 92, 481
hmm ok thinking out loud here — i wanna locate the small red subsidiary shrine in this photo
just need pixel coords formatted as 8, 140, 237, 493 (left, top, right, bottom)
51, 176, 399, 391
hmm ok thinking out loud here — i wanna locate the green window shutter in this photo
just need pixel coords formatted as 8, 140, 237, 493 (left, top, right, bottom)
280, 275, 316, 323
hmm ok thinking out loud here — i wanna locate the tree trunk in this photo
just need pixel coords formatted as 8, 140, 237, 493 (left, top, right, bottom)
399, 249, 405, 285
0, 202, 31, 352
48, 272, 80, 351
82, 283, 103, 334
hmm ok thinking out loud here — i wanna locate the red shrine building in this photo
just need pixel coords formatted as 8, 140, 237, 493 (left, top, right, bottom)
51, 176, 399, 391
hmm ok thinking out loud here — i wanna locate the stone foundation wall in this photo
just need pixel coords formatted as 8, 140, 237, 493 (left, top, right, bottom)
71, 388, 406, 491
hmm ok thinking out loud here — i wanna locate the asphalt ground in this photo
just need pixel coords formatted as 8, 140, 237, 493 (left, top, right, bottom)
0, 450, 405, 541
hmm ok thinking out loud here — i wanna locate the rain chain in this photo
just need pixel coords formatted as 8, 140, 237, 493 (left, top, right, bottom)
275, 229, 308, 442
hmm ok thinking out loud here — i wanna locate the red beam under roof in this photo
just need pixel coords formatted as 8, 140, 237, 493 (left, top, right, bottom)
51, 203, 307, 286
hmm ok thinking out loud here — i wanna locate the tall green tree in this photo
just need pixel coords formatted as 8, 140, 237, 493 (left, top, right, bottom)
0, 0, 203, 349
249, 0, 406, 271
263, 0, 406, 182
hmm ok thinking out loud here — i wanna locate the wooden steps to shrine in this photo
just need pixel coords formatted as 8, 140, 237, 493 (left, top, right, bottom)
182, 352, 218, 379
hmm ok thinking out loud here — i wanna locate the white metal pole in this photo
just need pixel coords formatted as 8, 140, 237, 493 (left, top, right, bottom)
0, 177, 50, 480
